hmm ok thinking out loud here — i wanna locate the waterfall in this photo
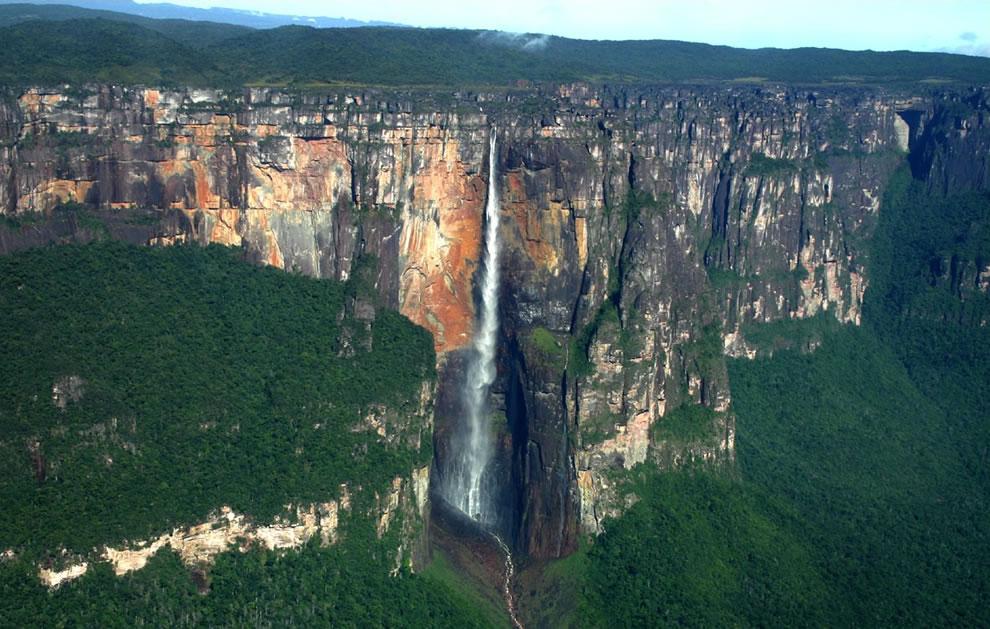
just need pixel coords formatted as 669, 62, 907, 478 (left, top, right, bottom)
443, 129, 500, 523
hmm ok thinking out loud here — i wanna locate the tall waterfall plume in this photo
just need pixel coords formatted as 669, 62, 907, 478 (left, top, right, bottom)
444, 129, 501, 523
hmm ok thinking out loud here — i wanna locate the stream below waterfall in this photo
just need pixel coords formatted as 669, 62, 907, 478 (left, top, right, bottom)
492, 533, 523, 629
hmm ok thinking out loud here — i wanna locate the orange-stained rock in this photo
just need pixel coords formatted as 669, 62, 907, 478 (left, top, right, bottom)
206, 208, 243, 247
246, 137, 350, 212
192, 160, 218, 209
154, 159, 220, 210
19, 179, 93, 210
504, 170, 566, 276
398, 134, 485, 354
191, 125, 216, 148
143, 89, 160, 109
254, 124, 281, 138
575, 216, 588, 268
18, 92, 41, 115
4, 89, 494, 356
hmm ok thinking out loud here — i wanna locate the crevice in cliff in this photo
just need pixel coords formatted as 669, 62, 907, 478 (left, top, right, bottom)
627, 152, 637, 189
348, 157, 360, 206
897, 109, 926, 178
555, 371, 570, 559
506, 338, 530, 552
5, 158, 15, 214
613, 188, 637, 320
233, 144, 249, 210
797, 180, 808, 259
704, 161, 734, 270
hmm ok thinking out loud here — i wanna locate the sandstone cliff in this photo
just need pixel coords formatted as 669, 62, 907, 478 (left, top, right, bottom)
3, 83, 986, 558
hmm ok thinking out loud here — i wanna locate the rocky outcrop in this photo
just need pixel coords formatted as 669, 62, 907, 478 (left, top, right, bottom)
51, 375, 85, 410
35, 463, 431, 589
100, 501, 343, 578
3, 83, 984, 558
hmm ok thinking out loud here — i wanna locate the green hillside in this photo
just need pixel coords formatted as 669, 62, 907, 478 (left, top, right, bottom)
0, 19, 224, 85
0, 543, 497, 627
0, 2, 251, 46
1, 16, 989, 87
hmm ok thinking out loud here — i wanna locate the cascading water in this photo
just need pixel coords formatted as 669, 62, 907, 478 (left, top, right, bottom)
442, 129, 501, 524
493, 533, 523, 629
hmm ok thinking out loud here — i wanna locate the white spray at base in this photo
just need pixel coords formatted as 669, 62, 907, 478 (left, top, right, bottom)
444, 129, 501, 523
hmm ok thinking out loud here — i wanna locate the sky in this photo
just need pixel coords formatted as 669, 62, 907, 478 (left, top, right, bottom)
135, 0, 990, 55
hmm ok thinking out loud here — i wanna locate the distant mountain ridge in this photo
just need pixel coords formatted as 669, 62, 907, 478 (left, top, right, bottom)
1, 1, 990, 87
0, 0, 399, 28
0, 2, 253, 46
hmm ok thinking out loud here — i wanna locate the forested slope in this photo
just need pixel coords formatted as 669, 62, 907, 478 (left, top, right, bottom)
0, 242, 497, 626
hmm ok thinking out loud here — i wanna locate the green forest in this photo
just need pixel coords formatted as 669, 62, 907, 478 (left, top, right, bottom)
0, 541, 493, 627
0, 242, 504, 626
1, 6, 990, 87
0, 242, 437, 557
572, 323, 988, 625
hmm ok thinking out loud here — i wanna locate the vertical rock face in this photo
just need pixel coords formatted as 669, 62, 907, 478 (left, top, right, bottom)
3, 83, 985, 558
906, 89, 990, 193
0, 86, 490, 354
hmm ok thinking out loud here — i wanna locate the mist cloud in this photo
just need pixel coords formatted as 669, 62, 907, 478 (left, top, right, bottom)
477, 31, 551, 52
938, 32, 990, 57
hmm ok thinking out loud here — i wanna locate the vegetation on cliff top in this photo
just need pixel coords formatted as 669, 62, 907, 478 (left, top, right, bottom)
1, 10, 990, 87
0, 19, 223, 86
